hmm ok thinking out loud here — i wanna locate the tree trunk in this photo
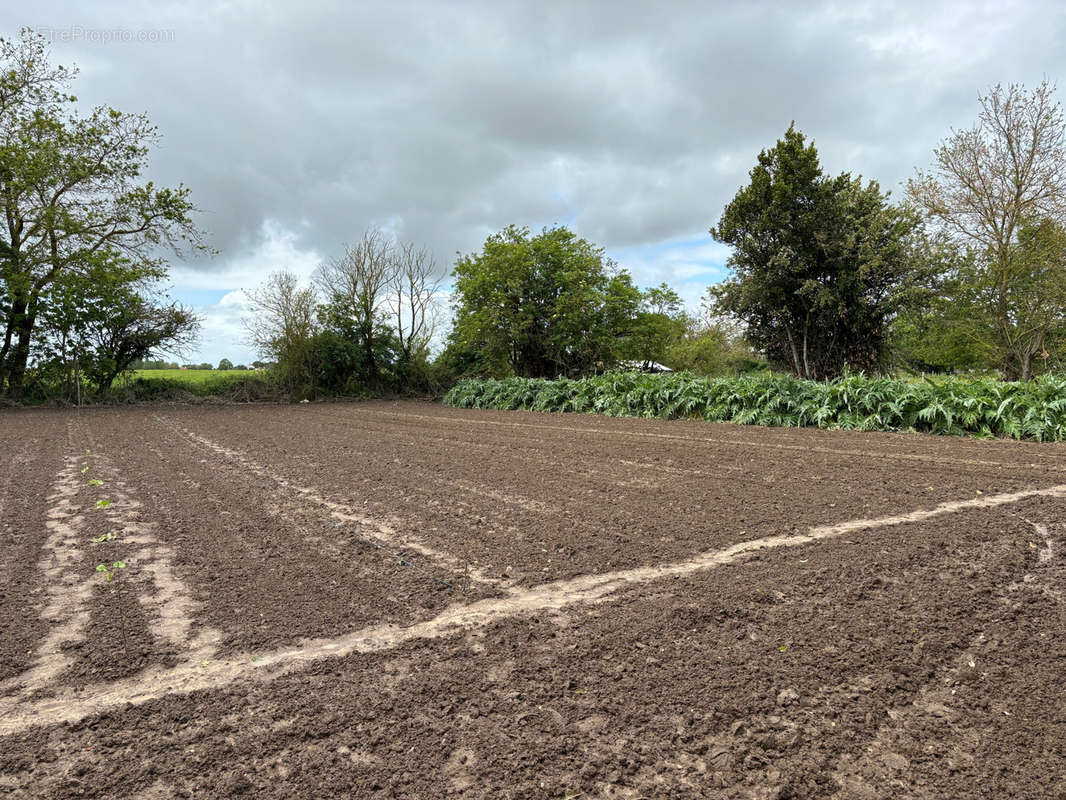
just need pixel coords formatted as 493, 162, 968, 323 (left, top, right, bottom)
801, 316, 811, 380
5, 304, 37, 400
783, 325, 802, 378
1020, 350, 1033, 382
363, 325, 377, 388
99, 369, 119, 395
0, 295, 27, 394
61, 330, 72, 401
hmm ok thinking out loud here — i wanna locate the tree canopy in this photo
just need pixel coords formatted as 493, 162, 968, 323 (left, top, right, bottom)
709, 124, 931, 379
908, 81, 1066, 379
0, 29, 205, 399
447, 225, 641, 378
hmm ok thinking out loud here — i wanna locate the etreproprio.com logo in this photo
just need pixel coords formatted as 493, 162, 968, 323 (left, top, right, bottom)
36, 26, 176, 44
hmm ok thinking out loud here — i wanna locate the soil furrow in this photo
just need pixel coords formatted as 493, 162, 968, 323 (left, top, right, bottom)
171, 403, 1057, 585
3, 402, 1066, 799
0, 415, 68, 683
1, 479, 1061, 736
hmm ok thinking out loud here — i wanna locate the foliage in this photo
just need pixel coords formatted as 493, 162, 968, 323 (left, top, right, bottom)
0, 30, 207, 400
661, 301, 766, 375
448, 225, 642, 378
313, 228, 442, 392
21, 253, 197, 400
710, 124, 932, 379
95, 561, 126, 583
908, 81, 1066, 380
622, 283, 687, 366
241, 228, 444, 400
243, 271, 319, 399
124, 369, 274, 400
444, 371, 1066, 441
311, 323, 402, 396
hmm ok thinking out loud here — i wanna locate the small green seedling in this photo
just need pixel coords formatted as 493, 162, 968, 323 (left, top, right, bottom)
96, 561, 126, 582
89, 479, 103, 487
81, 466, 89, 474
778, 645, 789, 653
91, 531, 119, 544
85, 449, 91, 455
94, 499, 112, 508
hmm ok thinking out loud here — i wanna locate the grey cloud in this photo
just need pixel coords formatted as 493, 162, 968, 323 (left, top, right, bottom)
8, 0, 1066, 273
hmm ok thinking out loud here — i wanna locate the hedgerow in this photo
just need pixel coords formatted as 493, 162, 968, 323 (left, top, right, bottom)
124, 371, 277, 401
443, 372, 1066, 441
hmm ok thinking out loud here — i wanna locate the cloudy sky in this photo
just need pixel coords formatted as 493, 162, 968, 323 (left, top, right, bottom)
7, 1, 1065, 364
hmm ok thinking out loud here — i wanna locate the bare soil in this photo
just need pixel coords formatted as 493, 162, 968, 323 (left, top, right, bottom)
1, 400, 1065, 798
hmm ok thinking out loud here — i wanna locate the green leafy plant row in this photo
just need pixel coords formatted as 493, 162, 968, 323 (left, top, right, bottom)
443, 371, 1066, 441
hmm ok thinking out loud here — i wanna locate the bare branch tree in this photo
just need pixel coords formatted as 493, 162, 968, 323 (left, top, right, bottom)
243, 271, 319, 398
314, 228, 395, 386
390, 240, 444, 361
907, 81, 1066, 379
86, 298, 200, 393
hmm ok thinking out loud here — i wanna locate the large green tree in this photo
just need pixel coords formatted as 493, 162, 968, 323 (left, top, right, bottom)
0, 29, 206, 399
709, 124, 930, 379
448, 225, 641, 378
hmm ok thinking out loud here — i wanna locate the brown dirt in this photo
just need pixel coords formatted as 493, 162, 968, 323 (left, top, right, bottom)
0, 417, 66, 684
1, 401, 1065, 798
60, 577, 179, 686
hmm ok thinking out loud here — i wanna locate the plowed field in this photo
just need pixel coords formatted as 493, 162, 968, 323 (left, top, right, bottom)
2, 401, 1065, 798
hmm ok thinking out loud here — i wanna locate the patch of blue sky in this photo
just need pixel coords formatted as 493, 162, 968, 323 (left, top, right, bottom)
165, 287, 233, 308
608, 234, 732, 310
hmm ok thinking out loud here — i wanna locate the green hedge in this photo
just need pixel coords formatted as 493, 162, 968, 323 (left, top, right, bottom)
443, 371, 1066, 440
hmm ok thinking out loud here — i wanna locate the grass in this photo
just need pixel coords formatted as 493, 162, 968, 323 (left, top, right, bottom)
120, 369, 274, 399
130, 369, 262, 383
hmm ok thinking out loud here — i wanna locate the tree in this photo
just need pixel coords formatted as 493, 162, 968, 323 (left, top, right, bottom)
891, 305, 988, 374
313, 228, 444, 392
908, 82, 1066, 379
315, 297, 401, 395
954, 218, 1065, 376
710, 124, 930, 379
313, 228, 395, 389
217, 358, 233, 370
642, 283, 684, 317
625, 284, 687, 367
0, 30, 206, 399
80, 296, 198, 393
448, 225, 642, 378
34, 251, 198, 396
657, 294, 763, 374
390, 240, 444, 364
244, 271, 319, 398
